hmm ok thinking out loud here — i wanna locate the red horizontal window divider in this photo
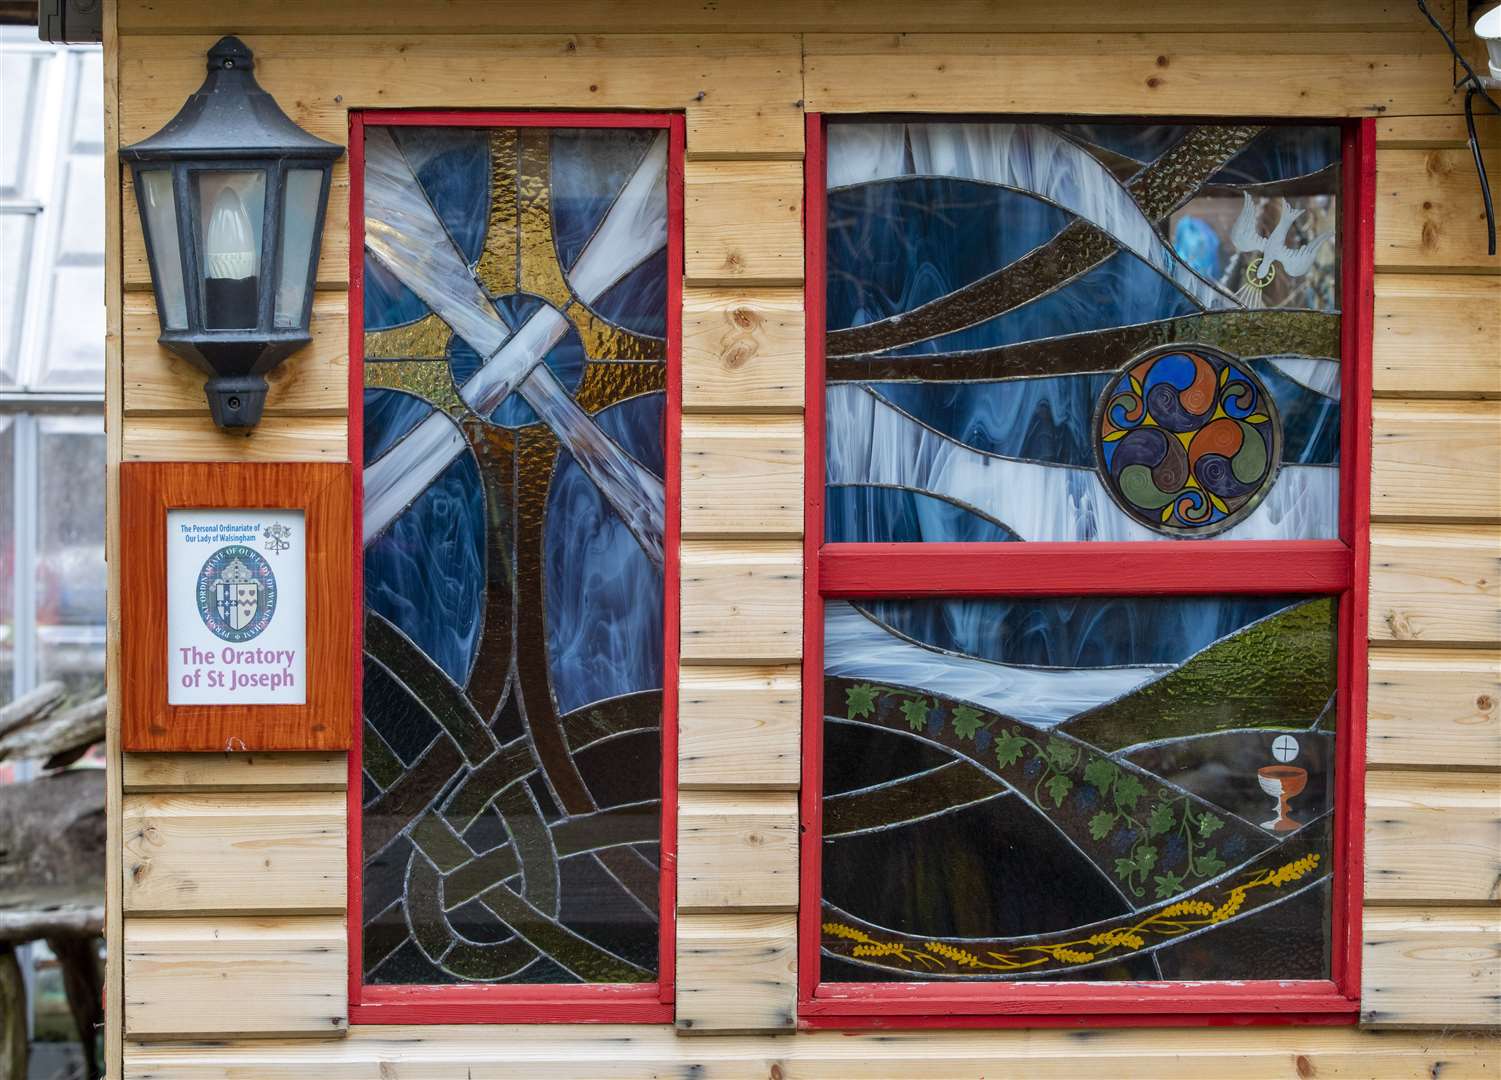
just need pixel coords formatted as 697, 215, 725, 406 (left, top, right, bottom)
797, 112, 1375, 1028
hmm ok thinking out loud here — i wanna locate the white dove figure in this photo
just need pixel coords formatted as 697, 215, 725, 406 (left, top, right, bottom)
1229, 191, 1334, 308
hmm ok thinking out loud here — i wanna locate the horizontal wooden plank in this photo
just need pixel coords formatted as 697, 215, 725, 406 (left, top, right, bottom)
123, 792, 346, 915
124, 916, 346, 1038
805, 33, 1461, 118
681, 287, 804, 413
678, 792, 799, 913
682, 416, 803, 538
118, 0, 1459, 35
1376, 113, 1501, 149
1371, 401, 1501, 521
1362, 908, 1501, 1027
1365, 772, 1500, 903
1368, 524, 1501, 644
124, 291, 349, 416
1375, 147, 1501, 272
117, 35, 804, 193
1367, 648, 1501, 769
123, 751, 349, 792
1373, 274, 1501, 398
679, 664, 800, 790
676, 912, 796, 1033
684, 161, 804, 286
118, 1026, 1501, 1079
122, 414, 347, 462
123, 167, 349, 292
680, 542, 802, 663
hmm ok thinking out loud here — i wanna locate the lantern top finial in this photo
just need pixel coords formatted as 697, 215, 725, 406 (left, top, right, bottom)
206, 35, 254, 72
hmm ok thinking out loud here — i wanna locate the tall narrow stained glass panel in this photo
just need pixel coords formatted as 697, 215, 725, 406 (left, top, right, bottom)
824, 121, 1342, 543
358, 123, 670, 987
821, 596, 1338, 982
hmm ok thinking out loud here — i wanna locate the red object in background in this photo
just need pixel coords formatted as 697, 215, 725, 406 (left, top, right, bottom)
346, 110, 683, 1025
797, 114, 1376, 1028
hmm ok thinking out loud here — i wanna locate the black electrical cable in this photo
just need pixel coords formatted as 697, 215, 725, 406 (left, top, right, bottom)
1416, 0, 1500, 255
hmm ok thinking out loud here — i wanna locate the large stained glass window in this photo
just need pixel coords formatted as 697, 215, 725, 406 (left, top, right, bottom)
806, 117, 1368, 1022
355, 116, 678, 1013
825, 121, 1341, 542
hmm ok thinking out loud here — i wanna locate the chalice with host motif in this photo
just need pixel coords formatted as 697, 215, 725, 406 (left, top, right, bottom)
1257, 735, 1306, 832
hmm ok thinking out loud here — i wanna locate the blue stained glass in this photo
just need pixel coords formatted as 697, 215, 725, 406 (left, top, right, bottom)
1251, 360, 1340, 465
362, 387, 437, 465
1055, 123, 1184, 167
855, 595, 1298, 669
828, 178, 1072, 333
392, 127, 490, 264
545, 392, 664, 714
1211, 126, 1341, 186
363, 256, 428, 332
551, 129, 661, 270
586, 250, 668, 339
825, 485, 1019, 543
364, 446, 486, 686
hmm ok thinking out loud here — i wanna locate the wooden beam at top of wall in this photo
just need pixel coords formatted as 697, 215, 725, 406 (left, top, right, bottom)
117, 34, 804, 162
117, 0, 1459, 36
804, 32, 1464, 118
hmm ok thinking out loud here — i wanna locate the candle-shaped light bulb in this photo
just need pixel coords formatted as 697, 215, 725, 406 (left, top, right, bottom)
203, 184, 259, 328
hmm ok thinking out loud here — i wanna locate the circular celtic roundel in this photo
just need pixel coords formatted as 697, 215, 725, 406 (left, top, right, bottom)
1094, 345, 1281, 537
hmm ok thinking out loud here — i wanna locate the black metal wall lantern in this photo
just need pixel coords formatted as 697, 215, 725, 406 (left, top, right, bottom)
121, 36, 343, 428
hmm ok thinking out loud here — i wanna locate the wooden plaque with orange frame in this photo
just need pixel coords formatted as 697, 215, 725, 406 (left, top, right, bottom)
120, 461, 353, 751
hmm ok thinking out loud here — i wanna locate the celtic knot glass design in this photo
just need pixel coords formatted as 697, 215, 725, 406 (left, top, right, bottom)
359, 124, 668, 986
1096, 345, 1282, 535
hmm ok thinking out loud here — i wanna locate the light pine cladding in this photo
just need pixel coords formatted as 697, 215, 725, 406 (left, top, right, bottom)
1373, 275, 1501, 399
680, 541, 803, 663
123, 792, 347, 915
682, 416, 803, 538
682, 288, 804, 413
1370, 401, 1501, 521
678, 791, 799, 912
124, 292, 349, 417
123, 751, 349, 792
1368, 524, 1501, 644
1366, 648, 1501, 769
123, 916, 347, 1038
675, 913, 797, 1032
121, 414, 347, 462
1364, 773, 1501, 903
1375, 147, 1501, 271
121, 1027, 1501, 1077
1362, 909, 1501, 1027
804, 33, 1461, 117
684, 161, 804, 285
117, 0, 1462, 35
679, 664, 801, 790
116, 33, 804, 171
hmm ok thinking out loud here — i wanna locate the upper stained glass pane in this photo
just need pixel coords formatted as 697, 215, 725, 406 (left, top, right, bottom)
359, 124, 668, 986
821, 595, 1337, 983
824, 121, 1342, 542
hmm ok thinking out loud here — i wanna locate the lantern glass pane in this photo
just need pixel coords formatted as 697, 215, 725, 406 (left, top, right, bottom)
138, 169, 187, 329
274, 168, 323, 328
194, 169, 266, 329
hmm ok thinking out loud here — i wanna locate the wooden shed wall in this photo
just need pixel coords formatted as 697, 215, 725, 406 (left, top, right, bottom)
102, 0, 1500, 1075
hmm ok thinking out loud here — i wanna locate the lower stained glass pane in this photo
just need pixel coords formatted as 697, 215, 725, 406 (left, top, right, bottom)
359, 123, 668, 986
820, 595, 1336, 983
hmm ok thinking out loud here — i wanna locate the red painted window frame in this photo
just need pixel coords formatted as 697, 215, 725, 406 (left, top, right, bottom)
346, 109, 684, 1025
798, 112, 1375, 1028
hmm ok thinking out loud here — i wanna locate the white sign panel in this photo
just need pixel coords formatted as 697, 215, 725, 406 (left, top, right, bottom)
167, 508, 307, 705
